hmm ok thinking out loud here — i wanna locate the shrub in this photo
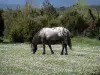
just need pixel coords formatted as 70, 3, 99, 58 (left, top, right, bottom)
86, 28, 100, 39
0, 37, 3, 42
61, 11, 87, 35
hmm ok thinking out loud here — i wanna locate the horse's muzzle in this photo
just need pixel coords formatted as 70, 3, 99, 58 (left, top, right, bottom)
32, 49, 36, 54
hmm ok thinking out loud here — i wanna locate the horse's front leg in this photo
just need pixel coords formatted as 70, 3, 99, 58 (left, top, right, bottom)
48, 43, 54, 54
43, 43, 46, 55
41, 38, 46, 55
61, 43, 64, 55
64, 43, 68, 55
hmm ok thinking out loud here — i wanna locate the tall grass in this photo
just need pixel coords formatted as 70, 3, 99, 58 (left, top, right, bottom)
0, 37, 100, 75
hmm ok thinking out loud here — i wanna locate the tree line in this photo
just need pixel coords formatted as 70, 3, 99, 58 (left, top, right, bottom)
0, 0, 100, 42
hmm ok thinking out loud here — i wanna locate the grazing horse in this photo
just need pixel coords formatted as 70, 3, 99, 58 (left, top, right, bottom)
31, 27, 72, 55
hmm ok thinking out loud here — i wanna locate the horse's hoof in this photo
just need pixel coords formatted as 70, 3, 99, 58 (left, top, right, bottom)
65, 53, 68, 55
61, 53, 63, 55
32, 52, 35, 54
51, 52, 54, 54
42, 52, 45, 55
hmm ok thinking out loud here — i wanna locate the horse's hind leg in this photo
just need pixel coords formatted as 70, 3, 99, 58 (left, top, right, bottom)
48, 44, 54, 54
64, 44, 68, 55
62, 40, 68, 55
61, 43, 64, 55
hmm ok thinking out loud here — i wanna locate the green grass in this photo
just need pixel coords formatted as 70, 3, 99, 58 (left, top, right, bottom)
0, 37, 100, 75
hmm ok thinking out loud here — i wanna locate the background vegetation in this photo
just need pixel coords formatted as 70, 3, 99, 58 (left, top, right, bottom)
0, 0, 100, 42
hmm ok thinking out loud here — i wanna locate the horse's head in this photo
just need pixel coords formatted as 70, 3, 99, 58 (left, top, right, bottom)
31, 39, 37, 54
31, 43, 37, 54
31, 32, 40, 54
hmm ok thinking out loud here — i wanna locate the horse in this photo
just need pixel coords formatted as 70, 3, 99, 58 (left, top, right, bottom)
31, 27, 72, 55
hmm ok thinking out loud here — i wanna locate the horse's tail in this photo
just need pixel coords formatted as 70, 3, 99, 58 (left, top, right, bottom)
67, 31, 72, 50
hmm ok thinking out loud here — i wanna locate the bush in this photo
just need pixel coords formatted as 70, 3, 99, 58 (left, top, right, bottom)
48, 19, 61, 27
86, 28, 100, 39
0, 9, 4, 37
2, 1, 100, 42
61, 11, 87, 35
0, 37, 3, 42
3, 4, 43, 42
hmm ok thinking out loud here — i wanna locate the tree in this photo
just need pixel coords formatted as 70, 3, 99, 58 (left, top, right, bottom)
0, 9, 4, 37
2, 2, 43, 42
42, 0, 58, 20
77, 0, 87, 6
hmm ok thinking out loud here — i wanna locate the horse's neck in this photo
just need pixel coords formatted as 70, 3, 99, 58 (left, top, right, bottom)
33, 33, 39, 44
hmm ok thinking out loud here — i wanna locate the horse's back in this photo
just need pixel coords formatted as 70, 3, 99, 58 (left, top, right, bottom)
39, 27, 69, 40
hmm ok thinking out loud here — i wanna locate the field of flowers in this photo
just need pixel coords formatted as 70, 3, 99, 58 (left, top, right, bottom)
0, 37, 100, 75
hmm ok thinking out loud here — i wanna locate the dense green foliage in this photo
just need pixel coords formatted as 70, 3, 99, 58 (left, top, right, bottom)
1, 0, 100, 42
0, 9, 4, 42
61, 10, 87, 35
0, 9, 4, 36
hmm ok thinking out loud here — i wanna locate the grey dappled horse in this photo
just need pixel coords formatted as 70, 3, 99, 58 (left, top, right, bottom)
31, 27, 72, 55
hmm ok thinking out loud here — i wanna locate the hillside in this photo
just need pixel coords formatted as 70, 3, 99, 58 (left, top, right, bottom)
57, 5, 100, 14
0, 4, 23, 9
90, 5, 100, 11
0, 3, 100, 11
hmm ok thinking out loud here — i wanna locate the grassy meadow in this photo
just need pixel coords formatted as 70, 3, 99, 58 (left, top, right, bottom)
0, 37, 100, 75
